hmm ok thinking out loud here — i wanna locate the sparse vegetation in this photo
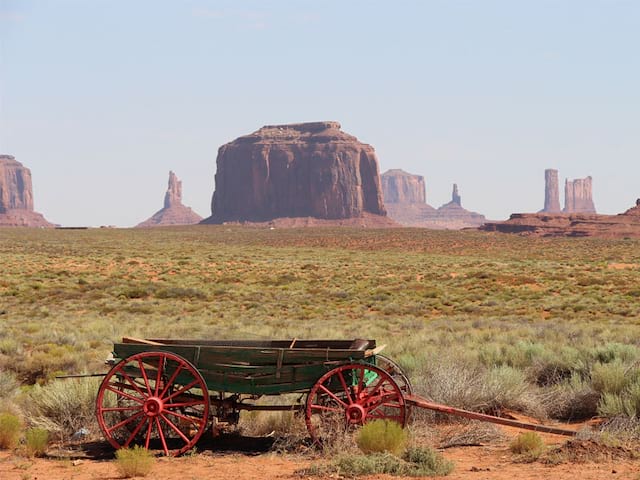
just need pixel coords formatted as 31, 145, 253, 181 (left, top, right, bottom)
114, 446, 155, 478
24, 428, 49, 457
1, 226, 640, 447
0, 412, 22, 449
356, 419, 407, 455
510, 432, 545, 461
304, 446, 454, 477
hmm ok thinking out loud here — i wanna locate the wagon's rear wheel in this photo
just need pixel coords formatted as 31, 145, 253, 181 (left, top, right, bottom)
96, 351, 209, 456
305, 363, 406, 446
375, 354, 413, 422
375, 355, 413, 395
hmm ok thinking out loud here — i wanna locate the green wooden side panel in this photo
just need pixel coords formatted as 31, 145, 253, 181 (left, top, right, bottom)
112, 341, 376, 395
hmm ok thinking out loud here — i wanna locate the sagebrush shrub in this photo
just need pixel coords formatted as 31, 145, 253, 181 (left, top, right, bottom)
510, 432, 545, 460
356, 419, 407, 455
0, 412, 22, 449
25, 427, 49, 457
115, 446, 155, 478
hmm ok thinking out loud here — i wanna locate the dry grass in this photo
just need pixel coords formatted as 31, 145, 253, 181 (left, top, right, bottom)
1, 226, 640, 440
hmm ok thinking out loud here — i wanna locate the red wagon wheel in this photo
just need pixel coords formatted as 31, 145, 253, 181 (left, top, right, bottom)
96, 351, 209, 456
375, 354, 413, 396
305, 363, 406, 445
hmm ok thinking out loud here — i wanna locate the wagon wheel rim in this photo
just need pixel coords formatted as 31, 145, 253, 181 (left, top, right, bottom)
375, 354, 413, 422
375, 355, 413, 395
96, 351, 210, 456
305, 363, 406, 446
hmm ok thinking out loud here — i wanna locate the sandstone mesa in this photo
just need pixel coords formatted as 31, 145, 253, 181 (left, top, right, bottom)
201, 121, 396, 227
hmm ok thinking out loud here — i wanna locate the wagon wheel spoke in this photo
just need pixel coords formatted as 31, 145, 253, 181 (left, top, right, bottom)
164, 379, 200, 402
138, 359, 153, 396
155, 356, 165, 396
105, 384, 145, 404
159, 364, 184, 399
317, 384, 348, 408
336, 370, 353, 404
101, 405, 143, 413
145, 419, 153, 449
106, 411, 145, 434
159, 414, 191, 444
310, 404, 342, 413
124, 417, 148, 448
164, 408, 205, 424
356, 365, 365, 394
155, 417, 169, 456
164, 400, 206, 409
119, 370, 147, 398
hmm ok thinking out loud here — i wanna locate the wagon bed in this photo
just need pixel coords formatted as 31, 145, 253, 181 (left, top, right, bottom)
113, 338, 382, 395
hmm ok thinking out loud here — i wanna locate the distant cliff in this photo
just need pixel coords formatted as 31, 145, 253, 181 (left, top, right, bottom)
381, 170, 485, 229
481, 200, 640, 238
0, 155, 53, 227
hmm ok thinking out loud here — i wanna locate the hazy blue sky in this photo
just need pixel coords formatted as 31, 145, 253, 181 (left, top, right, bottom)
1, 0, 638, 226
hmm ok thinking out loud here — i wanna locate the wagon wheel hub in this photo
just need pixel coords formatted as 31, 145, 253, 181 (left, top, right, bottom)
346, 403, 366, 424
143, 396, 164, 417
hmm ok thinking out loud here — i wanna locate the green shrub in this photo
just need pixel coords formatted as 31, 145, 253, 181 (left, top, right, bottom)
510, 432, 545, 461
311, 447, 454, 477
356, 419, 407, 455
115, 446, 155, 478
403, 446, 455, 476
334, 452, 406, 476
591, 360, 629, 395
0, 412, 22, 449
25, 428, 49, 457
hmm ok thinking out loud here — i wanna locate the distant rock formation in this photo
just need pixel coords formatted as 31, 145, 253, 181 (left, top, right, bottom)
451, 184, 461, 206
480, 201, 640, 238
381, 170, 485, 230
564, 177, 596, 213
0, 155, 53, 227
381, 169, 426, 204
432, 184, 486, 229
202, 122, 394, 226
541, 169, 561, 213
136, 171, 202, 227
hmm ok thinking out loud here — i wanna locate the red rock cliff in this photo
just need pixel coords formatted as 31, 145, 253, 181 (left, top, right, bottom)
381, 169, 426, 204
202, 122, 387, 223
0, 155, 52, 227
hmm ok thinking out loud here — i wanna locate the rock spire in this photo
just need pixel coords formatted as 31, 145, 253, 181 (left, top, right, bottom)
136, 171, 202, 227
542, 169, 561, 213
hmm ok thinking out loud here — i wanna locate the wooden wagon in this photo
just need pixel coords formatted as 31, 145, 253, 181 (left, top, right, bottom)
95, 337, 576, 456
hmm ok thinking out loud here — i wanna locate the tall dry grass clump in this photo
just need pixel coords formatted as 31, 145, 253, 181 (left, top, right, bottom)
24, 377, 100, 440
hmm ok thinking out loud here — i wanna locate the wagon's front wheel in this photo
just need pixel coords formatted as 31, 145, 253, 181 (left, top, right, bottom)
96, 351, 209, 456
305, 363, 406, 446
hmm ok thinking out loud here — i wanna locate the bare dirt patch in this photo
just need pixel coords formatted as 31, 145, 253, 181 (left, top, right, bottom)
2, 426, 639, 480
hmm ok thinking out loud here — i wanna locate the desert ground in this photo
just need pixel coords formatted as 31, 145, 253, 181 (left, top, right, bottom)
1, 226, 640, 478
